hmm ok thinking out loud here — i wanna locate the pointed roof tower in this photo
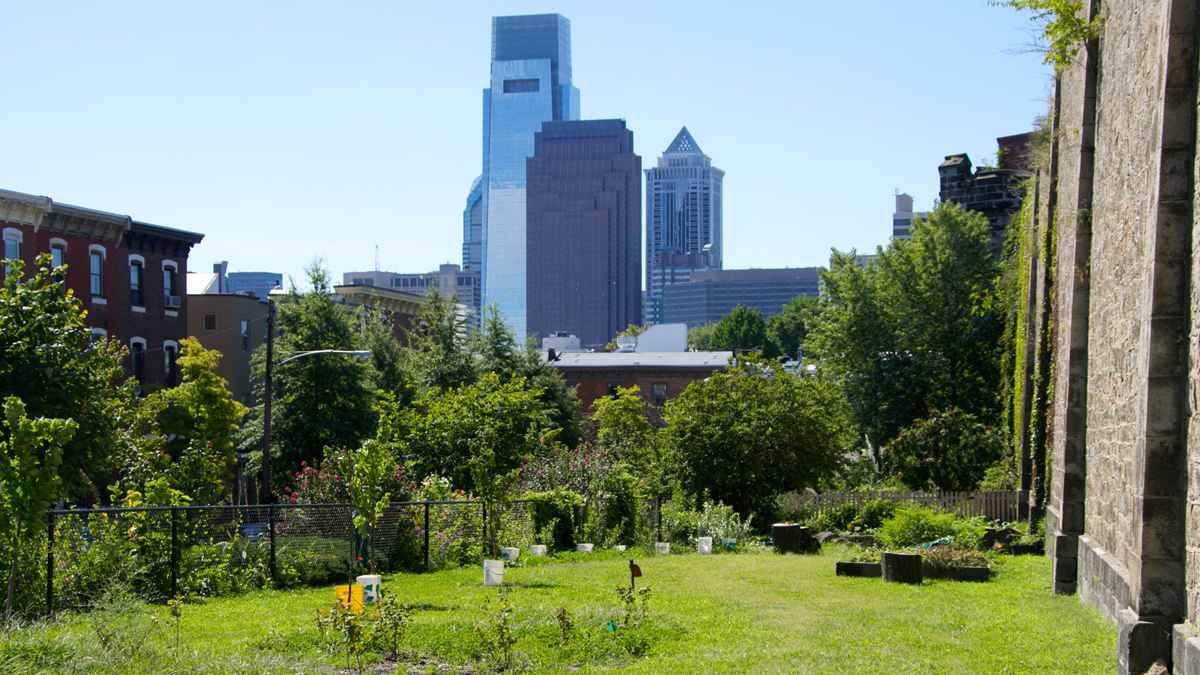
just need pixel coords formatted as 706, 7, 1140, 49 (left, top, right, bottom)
665, 126, 703, 155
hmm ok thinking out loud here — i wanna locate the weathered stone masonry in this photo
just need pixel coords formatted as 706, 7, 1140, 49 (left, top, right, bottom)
1030, 1, 1200, 672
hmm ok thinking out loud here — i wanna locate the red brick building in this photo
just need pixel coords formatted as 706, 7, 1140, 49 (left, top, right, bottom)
0, 188, 204, 391
550, 351, 732, 422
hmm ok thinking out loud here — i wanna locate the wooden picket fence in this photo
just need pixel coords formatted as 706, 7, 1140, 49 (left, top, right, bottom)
782, 490, 1026, 523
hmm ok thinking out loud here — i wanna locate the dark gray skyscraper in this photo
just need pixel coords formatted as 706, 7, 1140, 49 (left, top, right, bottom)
526, 120, 641, 348
644, 127, 724, 325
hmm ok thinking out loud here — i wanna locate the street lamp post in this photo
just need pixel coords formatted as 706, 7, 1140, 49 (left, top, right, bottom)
259, 299, 370, 503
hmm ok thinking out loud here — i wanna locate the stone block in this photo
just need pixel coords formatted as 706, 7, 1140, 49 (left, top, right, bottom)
1173, 623, 1200, 675
1118, 608, 1173, 675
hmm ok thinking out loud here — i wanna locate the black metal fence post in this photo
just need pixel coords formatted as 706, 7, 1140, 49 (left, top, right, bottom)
170, 507, 179, 599
268, 504, 277, 584
481, 502, 488, 557
45, 511, 54, 615
423, 502, 431, 572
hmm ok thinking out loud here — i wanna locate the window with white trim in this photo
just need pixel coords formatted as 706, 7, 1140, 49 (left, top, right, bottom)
89, 246, 106, 298
129, 255, 145, 307
130, 337, 147, 386
162, 260, 178, 306
163, 340, 179, 386
50, 239, 67, 269
2, 228, 21, 275
89, 327, 107, 346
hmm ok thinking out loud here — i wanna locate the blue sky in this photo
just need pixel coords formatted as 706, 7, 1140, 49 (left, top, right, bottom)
1, 1, 1051, 289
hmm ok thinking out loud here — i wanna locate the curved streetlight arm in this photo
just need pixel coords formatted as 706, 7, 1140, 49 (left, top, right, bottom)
276, 349, 371, 366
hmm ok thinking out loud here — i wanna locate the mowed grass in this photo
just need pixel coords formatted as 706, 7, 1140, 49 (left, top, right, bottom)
5, 549, 1115, 673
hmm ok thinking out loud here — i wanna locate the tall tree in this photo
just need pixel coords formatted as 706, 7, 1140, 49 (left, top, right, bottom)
591, 385, 658, 479
709, 305, 769, 353
249, 260, 375, 483
807, 201, 1004, 457
123, 338, 248, 504
358, 306, 409, 399
0, 254, 133, 502
662, 368, 853, 523
766, 294, 820, 361
403, 289, 475, 393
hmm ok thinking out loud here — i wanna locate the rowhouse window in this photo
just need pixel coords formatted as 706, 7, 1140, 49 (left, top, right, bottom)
50, 243, 65, 269
240, 319, 250, 351
163, 342, 179, 386
89, 249, 104, 297
2, 229, 21, 276
129, 260, 145, 307
652, 382, 668, 406
163, 264, 178, 301
204, 313, 216, 331
130, 340, 146, 386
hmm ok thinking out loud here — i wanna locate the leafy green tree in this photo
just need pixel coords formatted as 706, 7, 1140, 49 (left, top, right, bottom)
248, 260, 375, 485
590, 386, 658, 477
688, 322, 718, 351
379, 373, 556, 496
0, 254, 134, 501
403, 289, 475, 393
807, 202, 1003, 461
885, 408, 1005, 491
994, 0, 1104, 69
766, 295, 820, 361
473, 306, 582, 448
709, 306, 769, 353
662, 368, 854, 523
347, 439, 398, 566
474, 305, 523, 380
123, 338, 247, 504
359, 306, 409, 400
0, 397, 76, 613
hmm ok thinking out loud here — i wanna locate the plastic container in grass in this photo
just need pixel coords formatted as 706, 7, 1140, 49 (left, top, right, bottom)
576, 543, 594, 553
697, 537, 713, 555
483, 560, 505, 586
655, 542, 671, 555
529, 544, 548, 556
500, 547, 520, 561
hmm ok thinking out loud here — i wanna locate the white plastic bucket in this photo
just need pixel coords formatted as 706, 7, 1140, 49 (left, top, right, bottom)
356, 574, 381, 604
500, 546, 520, 561
576, 543, 594, 553
529, 544, 548, 556
483, 560, 505, 586
613, 544, 627, 552
697, 537, 713, 555
655, 542, 671, 555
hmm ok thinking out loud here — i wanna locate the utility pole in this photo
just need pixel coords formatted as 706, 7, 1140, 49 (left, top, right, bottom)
261, 299, 275, 504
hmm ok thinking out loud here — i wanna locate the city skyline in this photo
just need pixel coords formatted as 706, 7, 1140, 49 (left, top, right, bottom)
0, 2, 1051, 293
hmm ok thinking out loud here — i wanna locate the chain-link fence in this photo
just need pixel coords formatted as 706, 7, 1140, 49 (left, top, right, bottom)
44, 497, 651, 613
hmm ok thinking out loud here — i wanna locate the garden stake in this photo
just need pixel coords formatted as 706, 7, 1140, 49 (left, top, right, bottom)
629, 559, 642, 590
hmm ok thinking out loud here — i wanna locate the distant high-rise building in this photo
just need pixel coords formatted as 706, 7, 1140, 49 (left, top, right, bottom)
343, 263, 480, 322
481, 13, 580, 342
644, 127, 724, 325
526, 119, 641, 347
661, 267, 820, 329
226, 272, 282, 301
892, 192, 928, 241
463, 177, 483, 272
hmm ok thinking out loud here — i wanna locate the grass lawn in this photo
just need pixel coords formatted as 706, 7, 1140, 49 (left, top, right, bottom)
4, 548, 1115, 673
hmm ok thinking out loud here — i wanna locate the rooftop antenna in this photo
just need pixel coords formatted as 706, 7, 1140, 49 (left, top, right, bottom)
374, 243, 380, 272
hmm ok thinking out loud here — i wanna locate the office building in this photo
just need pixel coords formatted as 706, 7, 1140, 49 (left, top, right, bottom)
526, 119, 641, 347
892, 192, 928, 240
463, 177, 483, 272
661, 267, 820, 328
187, 293, 268, 404
644, 126, 724, 324
480, 13, 581, 342
343, 263, 480, 322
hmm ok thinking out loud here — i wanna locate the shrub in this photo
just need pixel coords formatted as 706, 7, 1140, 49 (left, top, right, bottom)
807, 503, 860, 533
695, 501, 754, 543
884, 408, 1005, 492
850, 499, 897, 531
526, 490, 583, 551
659, 501, 700, 546
878, 505, 958, 549
951, 516, 990, 551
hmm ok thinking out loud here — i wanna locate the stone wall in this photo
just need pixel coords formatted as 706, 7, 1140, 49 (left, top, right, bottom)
1035, 1, 1200, 672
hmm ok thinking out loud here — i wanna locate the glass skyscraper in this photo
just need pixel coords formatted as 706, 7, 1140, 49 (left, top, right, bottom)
644, 127, 724, 325
481, 14, 580, 342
